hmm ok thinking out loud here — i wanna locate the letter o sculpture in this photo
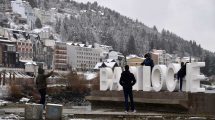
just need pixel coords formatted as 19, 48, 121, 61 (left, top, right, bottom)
152, 65, 167, 92
166, 63, 181, 92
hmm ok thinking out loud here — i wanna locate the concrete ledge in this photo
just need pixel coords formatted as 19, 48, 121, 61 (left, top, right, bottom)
46, 103, 63, 120
86, 91, 215, 115
1, 107, 215, 119
86, 96, 187, 106
87, 91, 188, 108
70, 111, 215, 119
25, 103, 43, 120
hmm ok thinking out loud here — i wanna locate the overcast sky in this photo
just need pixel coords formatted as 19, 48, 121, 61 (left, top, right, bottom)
74, 0, 215, 52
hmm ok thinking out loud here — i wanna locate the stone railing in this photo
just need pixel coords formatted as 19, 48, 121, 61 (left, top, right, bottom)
0, 67, 25, 72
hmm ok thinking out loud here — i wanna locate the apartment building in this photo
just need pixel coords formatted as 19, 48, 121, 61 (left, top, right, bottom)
32, 26, 52, 40
151, 49, 174, 65
54, 41, 67, 71
0, 38, 19, 67
67, 43, 101, 71
16, 38, 33, 61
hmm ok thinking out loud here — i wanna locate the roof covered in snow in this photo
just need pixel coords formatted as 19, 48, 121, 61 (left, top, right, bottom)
94, 62, 118, 69
126, 54, 144, 60
67, 42, 94, 48
20, 60, 37, 65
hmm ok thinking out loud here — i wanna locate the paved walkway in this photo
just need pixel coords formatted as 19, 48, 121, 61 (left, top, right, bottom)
1, 107, 215, 116
1, 107, 164, 115
1, 107, 215, 120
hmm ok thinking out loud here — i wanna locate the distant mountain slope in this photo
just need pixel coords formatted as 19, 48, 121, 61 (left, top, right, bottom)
27, 0, 215, 76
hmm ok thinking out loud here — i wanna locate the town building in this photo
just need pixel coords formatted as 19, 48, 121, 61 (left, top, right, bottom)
24, 61, 37, 73
67, 43, 101, 71
10, 13, 28, 26
175, 57, 196, 63
42, 39, 55, 69
30, 27, 55, 69
54, 41, 67, 71
11, 0, 36, 29
108, 51, 125, 67
16, 38, 33, 61
94, 43, 113, 53
5, 29, 34, 61
126, 55, 145, 66
32, 26, 52, 40
43, 46, 54, 69
93, 43, 113, 62
31, 35, 45, 62
151, 49, 174, 65
94, 61, 118, 70
0, 37, 19, 67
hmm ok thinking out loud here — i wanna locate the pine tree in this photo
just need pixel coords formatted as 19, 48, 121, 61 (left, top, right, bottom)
126, 35, 137, 55
26, 0, 37, 8
44, 0, 49, 10
55, 19, 61, 34
35, 18, 42, 28
100, 32, 116, 49
201, 54, 215, 76
149, 40, 154, 51
153, 25, 158, 32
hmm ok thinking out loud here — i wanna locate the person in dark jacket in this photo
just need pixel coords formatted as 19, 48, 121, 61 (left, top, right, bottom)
36, 68, 53, 106
177, 62, 187, 92
141, 53, 154, 87
120, 65, 136, 112
141, 53, 154, 71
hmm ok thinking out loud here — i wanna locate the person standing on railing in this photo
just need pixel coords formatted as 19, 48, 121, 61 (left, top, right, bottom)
141, 53, 154, 71
36, 68, 53, 107
177, 62, 187, 92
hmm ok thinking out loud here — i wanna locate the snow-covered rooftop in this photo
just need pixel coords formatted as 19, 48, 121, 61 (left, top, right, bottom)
94, 61, 118, 69
32, 26, 52, 33
126, 54, 144, 59
106, 59, 116, 63
67, 42, 94, 48
32, 29, 42, 33
19, 60, 37, 66
94, 63, 102, 69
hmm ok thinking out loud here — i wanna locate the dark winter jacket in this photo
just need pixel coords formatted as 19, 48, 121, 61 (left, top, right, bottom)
141, 58, 154, 68
177, 64, 187, 79
119, 71, 136, 89
36, 70, 53, 90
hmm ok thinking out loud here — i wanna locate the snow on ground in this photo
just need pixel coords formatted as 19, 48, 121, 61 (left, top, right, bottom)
47, 84, 67, 87
19, 97, 30, 103
0, 114, 22, 120
84, 72, 97, 80
0, 100, 9, 106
